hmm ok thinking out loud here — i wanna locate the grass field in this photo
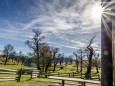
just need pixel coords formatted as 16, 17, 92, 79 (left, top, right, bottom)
0, 58, 101, 86
0, 77, 51, 86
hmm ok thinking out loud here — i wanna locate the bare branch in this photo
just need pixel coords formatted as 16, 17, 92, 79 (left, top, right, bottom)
87, 35, 96, 48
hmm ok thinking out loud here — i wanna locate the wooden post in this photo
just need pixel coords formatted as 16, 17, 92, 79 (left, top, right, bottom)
81, 71, 82, 78
30, 70, 33, 79
73, 72, 74, 77
62, 80, 65, 86
69, 73, 70, 78
58, 72, 60, 76
17, 68, 22, 82
101, 0, 113, 86
112, 7, 115, 86
78, 84, 82, 86
81, 82, 85, 86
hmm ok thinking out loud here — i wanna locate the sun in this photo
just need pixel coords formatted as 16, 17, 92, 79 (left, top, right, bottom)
91, 3, 104, 20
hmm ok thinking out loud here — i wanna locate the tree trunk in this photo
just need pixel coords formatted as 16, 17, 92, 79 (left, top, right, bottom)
85, 49, 93, 79
4, 56, 8, 65
95, 65, 99, 73
53, 63, 57, 71
45, 59, 52, 72
76, 62, 79, 72
60, 61, 62, 66
42, 54, 45, 71
80, 60, 83, 72
17, 60, 19, 65
37, 59, 41, 70
53, 58, 58, 71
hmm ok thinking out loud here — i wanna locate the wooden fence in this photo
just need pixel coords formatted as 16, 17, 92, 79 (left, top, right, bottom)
46, 71, 100, 81
0, 67, 40, 82
0, 68, 19, 82
19, 67, 40, 80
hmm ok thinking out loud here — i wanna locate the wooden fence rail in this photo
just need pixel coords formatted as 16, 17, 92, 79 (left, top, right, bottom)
0, 67, 40, 82
0, 68, 19, 82
48, 76, 101, 86
47, 71, 100, 81
18, 67, 40, 80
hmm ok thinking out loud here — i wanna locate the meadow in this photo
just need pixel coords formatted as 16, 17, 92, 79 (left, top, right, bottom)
0, 58, 101, 86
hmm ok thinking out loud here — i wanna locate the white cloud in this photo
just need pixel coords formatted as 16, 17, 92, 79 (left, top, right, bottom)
0, 0, 101, 54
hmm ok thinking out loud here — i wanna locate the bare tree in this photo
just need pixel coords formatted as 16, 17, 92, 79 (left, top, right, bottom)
3, 44, 14, 65
40, 44, 50, 71
42, 46, 60, 72
25, 29, 45, 70
93, 53, 100, 73
73, 51, 79, 72
25, 57, 32, 66
59, 53, 64, 66
65, 57, 69, 66
45, 55, 52, 72
73, 48, 84, 73
52, 48, 59, 71
68, 55, 73, 65
85, 36, 96, 79
9, 51, 16, 63
78, 49, 84, 72
44, 47, 53, 72
18, 51, 25, 65
35, 44, 53, 72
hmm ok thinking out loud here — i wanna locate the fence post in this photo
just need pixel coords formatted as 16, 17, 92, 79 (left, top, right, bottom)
69, 73, 70, 78
30, 70, 33, 79
98, 74, 100, 81
17, 68, 22, 82
58, 72, 60, 76
73, 72, 74, 77
81, 71, 82, 78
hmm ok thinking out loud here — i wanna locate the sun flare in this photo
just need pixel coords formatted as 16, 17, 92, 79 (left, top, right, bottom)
91, 3, 104, 20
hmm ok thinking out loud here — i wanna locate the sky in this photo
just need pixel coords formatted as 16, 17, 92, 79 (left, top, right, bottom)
0, 0, 101, 55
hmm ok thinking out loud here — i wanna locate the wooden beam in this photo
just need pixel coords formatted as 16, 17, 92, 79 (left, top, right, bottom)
62, 80, 65, 86
81, 82, 85, 86
101, 0, 113, 86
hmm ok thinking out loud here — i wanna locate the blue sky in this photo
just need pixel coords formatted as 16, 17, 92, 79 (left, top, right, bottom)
0, 0, 101, 55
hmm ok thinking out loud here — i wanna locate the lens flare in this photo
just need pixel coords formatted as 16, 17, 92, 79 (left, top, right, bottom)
91, 3, 104, 20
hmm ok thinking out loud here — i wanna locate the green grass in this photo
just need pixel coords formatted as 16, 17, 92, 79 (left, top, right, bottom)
0, 64, 25, 70
0, 58, 51, 86
49, 64, 100, 75
0, 75, 51, 86
0, 81, 27, 86
0, 58, 25, 70
0, 58, 101, 86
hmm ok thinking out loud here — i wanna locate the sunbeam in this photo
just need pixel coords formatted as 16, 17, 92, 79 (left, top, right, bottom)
102, 16, 112, 40
102, 2, 115, 17
101, 2, 115, 40
91, 3, 104, 20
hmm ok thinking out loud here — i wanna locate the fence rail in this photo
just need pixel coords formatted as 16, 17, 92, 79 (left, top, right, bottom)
0, 68, 19, 82
46, 71, 100, 81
